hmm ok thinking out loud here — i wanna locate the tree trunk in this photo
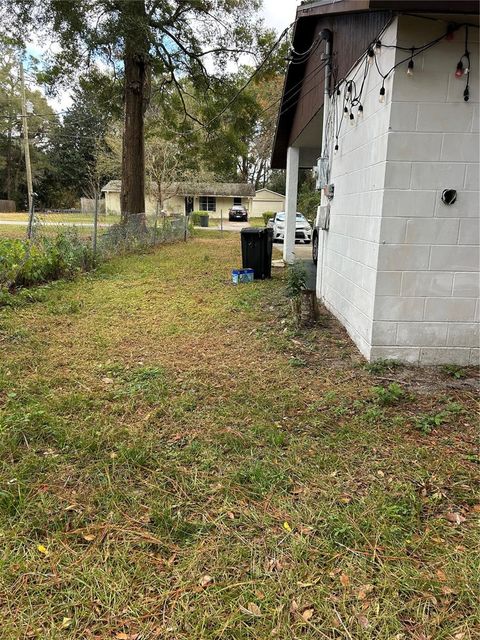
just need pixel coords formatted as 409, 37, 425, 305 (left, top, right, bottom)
120, 0, 150, 226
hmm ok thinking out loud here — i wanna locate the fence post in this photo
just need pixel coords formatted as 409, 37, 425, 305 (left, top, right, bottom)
184, 213, 188, 242
220, 209, 223, 232
93, 194, 99, 261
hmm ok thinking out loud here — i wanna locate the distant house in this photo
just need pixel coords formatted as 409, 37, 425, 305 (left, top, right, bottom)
251, 188, 286, 216
101, 181, 255, 218
272, 0, 479, 365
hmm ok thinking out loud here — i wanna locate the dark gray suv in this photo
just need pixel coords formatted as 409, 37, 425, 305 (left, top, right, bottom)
228, 205, 248, 222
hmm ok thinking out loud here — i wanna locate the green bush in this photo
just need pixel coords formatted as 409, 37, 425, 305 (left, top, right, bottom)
0, 231, 94, 295
262, 211, 275, 226
286, 260, 308, 298
191, 211, 210, 226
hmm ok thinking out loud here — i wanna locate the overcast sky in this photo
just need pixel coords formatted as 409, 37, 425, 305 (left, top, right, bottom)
262, 0, 298, 32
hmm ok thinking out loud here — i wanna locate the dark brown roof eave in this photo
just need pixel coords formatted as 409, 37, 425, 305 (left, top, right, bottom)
297, 0, 479, 18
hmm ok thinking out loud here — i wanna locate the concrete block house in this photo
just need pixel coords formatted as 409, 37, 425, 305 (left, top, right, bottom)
272, 0, 479, 365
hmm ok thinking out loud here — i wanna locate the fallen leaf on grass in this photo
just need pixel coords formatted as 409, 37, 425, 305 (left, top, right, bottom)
357, 584, 374, 600
240, 602, 262, 617
301, 607, 314, 622
199, 575, 214, 588
357, 614, 370, 629
82, 534, 96, 542
60, 618, 72, 629
441, 586, 456, 595
446, 512, 466, 525
265, 558, 283, 572
436, 569, 447, 582
283, 521, 292, 533
340, 573, 350, 588
101, 377, 114, 384
298, 525, 314, 536
472, 504, 480, 513
37, 544, 48, 556
115, 633, 138, 640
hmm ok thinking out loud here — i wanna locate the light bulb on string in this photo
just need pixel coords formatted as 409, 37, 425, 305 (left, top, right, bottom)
349, 111, 354, 126
407, 58, 414, 77
334, 142, 339, 152
375, 40, 382, 53
455, 60, 464, 78
358, 104, 364, 118
379, 84, 385, 104
446, 23, 456, 41
367, 48, 375, 64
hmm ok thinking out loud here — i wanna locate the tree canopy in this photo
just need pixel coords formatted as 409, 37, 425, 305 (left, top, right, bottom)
1, 0, 275, 220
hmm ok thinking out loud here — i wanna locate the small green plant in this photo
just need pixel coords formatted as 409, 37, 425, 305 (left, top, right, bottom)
415, 411, 449, 434
364, 359, 400, 375
286, 260, 308, 298
372, 383, 406, 406
414, 402, 464, 434
442, 364, 467, 379
262, 211, 275, 226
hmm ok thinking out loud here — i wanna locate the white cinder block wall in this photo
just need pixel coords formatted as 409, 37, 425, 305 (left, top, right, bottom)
372, 15, 479, 365
318, 21, 398, 359
318, 16, 479, 364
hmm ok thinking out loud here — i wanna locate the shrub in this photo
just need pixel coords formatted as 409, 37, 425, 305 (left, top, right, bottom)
0, 232, 94, 295
262, 211, 275, 226
191, 211, 210, 226
286, 260, 308, 298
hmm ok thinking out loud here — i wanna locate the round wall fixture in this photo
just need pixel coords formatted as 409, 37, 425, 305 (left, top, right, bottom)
441, 189, 457, 205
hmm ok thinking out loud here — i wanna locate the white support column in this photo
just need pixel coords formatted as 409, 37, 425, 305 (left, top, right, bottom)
283, 146, 299, 264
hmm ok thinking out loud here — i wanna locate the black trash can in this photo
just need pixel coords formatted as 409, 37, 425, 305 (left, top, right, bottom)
241, 227, 273, 280
199, 214, 209, 227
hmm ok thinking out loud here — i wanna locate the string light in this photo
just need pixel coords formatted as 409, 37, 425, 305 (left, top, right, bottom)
379, 83, 385, 103
326, 21, 476, 169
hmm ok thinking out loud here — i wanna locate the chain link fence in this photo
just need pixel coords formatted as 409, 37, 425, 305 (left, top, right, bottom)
0, 206, 191, 295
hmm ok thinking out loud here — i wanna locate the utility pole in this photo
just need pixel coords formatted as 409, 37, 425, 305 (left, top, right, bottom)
19, 60, 34, 234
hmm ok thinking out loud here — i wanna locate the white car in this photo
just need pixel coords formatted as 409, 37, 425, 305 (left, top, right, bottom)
268, 212, 312, 243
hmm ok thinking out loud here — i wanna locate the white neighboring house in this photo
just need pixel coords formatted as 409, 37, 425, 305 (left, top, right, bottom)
101, 181, 255, 218
272, 0, 479, 365
251, 188, 286, 216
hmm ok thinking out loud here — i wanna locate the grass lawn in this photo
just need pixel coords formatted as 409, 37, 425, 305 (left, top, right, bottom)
0, 232, 478, 639
0, 213, 121, 225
